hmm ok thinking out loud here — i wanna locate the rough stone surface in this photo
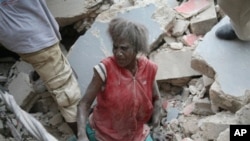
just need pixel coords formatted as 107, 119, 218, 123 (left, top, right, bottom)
7, 72, 34, 106
217, 128, 229, 141
198, 111, 239, 140
236, 103, 250, 124
192, 16, 250, 97
174, 0, 211, 18
190, 0, 217, 35
210, 81, 244, 113
150, 49, 200, 81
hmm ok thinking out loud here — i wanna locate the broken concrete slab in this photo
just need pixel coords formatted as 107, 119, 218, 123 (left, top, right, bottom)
198, 111, 239, 140
235, 103, 250, 124
152, 6, 176, 32
7, 72, 39, 111
46, 0, 113, 27
210, 80, 244, 113
67, 4, 163, 93
181, 34, 201, 47
190, 0, 217, 35
217, 128, 229, 141
174, 0, 211, 19
150, 49, 200, 81
172, 19, 190, 37
191, 16, 250, 97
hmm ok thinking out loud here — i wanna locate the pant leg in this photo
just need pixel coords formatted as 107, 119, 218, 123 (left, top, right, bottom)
19, 43, 81, 122
218, 0, 250, 40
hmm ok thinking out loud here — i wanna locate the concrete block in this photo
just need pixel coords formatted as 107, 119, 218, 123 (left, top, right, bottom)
217, 128, 229, 141
46, 0, 113, 27
198, 111, 239, 140
174, 0, 211, 18
236, 103, 250, 124
181, 34, 201, 47
210, 81, 244, 113
8, 72, 34, 106
192, 16, 250, 98
190, 0, 217, 35
192, 96, 213, 116
150, 49, 200, 81
172, 19, 190, 37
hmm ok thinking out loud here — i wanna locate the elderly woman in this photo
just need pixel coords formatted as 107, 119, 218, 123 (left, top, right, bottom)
77, 18, 162, 141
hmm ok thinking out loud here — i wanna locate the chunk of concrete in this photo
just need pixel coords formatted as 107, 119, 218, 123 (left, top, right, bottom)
236, 103, 250, 124
181, 34, 201, 47
172, 19, 189, 37
152, 6, 176, 32
67, 4, 163, 93
150, 49, 200, 81
217, 128, 229, 141
210, 80, 244, 113
198, 111, 239, 140
46, 0, 113, 27
8, 72, 31, 106
174, 0, 211, 18
191, 16, 250, 97
192, 96, 213, 116
190, 0, 217, 35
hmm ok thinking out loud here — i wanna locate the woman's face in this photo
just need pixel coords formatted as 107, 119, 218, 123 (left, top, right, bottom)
112, 40, 136, 68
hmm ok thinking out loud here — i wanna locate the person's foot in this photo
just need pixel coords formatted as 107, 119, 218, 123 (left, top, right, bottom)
215, 24, 238, 40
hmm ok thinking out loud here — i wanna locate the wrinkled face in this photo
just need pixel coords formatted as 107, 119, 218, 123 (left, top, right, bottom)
112, 40, 136, 68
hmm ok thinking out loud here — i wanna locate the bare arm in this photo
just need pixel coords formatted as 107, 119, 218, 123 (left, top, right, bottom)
151, 80, 162, 129
77, 69, 104, 140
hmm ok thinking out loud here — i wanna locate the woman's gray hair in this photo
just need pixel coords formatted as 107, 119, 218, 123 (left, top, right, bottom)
108, 17, 149, 55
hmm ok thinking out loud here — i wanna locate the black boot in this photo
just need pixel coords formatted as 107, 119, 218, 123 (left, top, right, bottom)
215, 24, 238, 40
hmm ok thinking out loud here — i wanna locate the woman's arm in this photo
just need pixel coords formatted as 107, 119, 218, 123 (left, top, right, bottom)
151, 80, 162, 129
77, 69, 104, 140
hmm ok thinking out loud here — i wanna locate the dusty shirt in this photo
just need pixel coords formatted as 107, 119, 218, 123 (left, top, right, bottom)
90, 56, 157, 141
0, 0, 60, 53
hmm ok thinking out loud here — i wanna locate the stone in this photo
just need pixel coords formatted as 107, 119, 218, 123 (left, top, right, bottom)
150, 49, 200, 81
190, 0, 217, 35
192, 96, 213, 116
181, 34, 201, 47
210, 80, 244, 113
198, 111, 239, 140
49, 113, 63, 126
179, 115, 200, 136
217, 128, 229, 141
8, 73, 35, 107
46, 0, 113, 27
235, 103, 250, 124
174, 0, 211, 18
172, 19, 190, 37
192, 16, 250, 98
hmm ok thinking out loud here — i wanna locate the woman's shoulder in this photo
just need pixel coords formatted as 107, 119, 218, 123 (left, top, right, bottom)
138, 56, 157, 67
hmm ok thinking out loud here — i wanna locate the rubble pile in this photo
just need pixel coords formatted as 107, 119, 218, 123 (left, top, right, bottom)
0, 0, 250, 141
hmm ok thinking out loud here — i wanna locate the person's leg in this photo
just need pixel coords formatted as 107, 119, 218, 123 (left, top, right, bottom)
216, 0, 250, 40
19, 43, 81, 136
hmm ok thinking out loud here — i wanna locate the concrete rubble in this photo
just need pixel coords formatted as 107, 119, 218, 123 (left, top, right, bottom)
0, 0, 249, 141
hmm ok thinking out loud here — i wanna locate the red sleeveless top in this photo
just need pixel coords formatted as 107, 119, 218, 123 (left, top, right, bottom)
90, 56, 157, 141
